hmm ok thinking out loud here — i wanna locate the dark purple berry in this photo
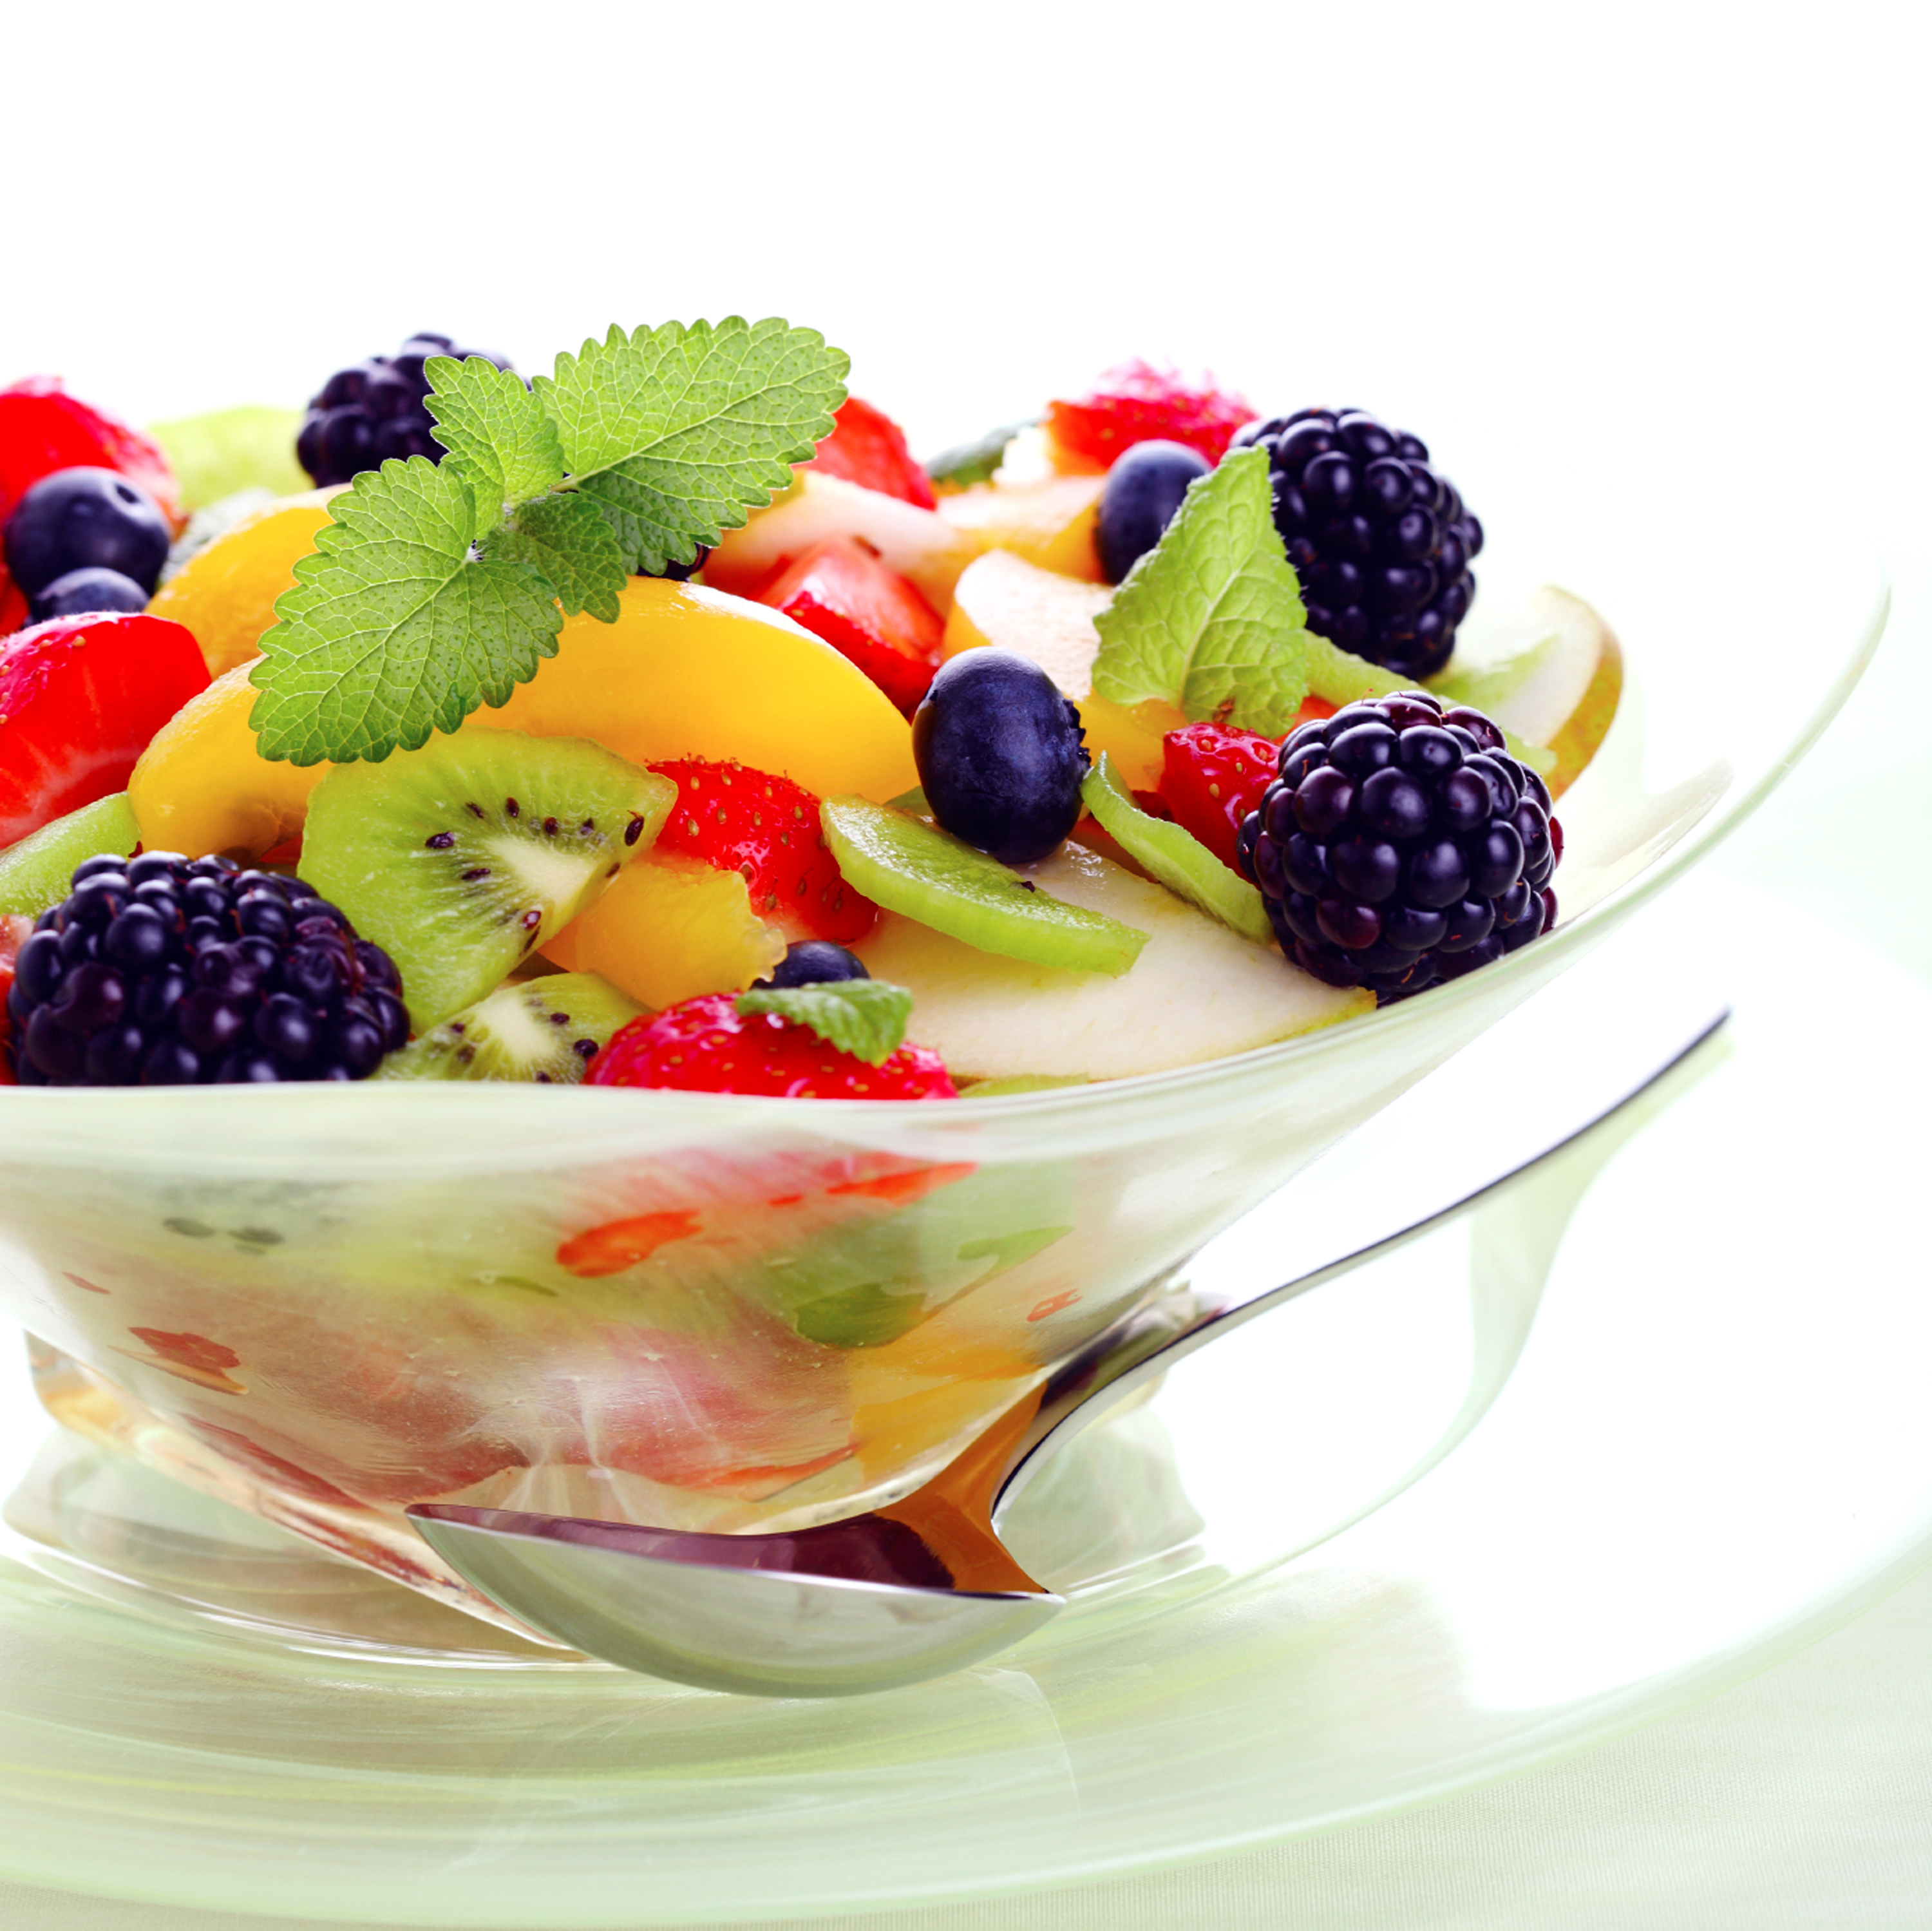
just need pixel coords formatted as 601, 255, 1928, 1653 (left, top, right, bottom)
1096, 439, 1210, 583
913, 649, 1090, 865
1240, 692, 1560, 1002
28, 566, 151, 624
297, 335, 516, 490
3, 468, 171, 599
755, 941, 871, 989
1245, 409, 1482, 680
3, 855, 408, 1085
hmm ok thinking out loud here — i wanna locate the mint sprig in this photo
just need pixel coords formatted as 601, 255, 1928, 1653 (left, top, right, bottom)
1090, 447, 1315, 736
249, 319, 849, 765
540, 320, 849, 574
422, 354, 564, 530
250, 459, 565, 765
735, 979, 914, 1065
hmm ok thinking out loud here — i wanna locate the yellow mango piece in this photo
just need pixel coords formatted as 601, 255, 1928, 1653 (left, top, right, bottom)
543, 853, 786, 1009
472, 578, 918, 804
128, 663, 326, 858
942, 550, 1182, 790
936, 474, 1106, 582
147, 490, 342, 678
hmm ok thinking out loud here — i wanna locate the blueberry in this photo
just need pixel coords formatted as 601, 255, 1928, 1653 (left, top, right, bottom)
1095, 440, 1209, 584
912, 649, 1090, 866
3, 468, 171, 598
26, 566, 151, 624
757, 940, 869, 989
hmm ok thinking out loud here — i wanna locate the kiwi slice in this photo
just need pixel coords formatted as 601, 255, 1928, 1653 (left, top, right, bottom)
1079, 755, 1273, 945
0, 793, 140, 917
822, 796, 1147, 977
380, 972, 643, 1083
302, 730, 674, 1029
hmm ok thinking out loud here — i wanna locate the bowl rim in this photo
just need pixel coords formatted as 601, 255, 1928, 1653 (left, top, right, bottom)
0, 564, 1889, 1132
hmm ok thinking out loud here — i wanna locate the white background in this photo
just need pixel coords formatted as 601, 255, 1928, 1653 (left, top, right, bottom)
3, 1, 1930, 1923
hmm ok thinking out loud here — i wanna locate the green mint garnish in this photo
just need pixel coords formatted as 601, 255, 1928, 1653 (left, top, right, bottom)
924, 419, 1034, 490
422, 354, 564, 531
538, 319, 849, 575
250, 318, 848, 765
250, 459, 565, 765
488, 493, 628, 623
735, 979, 914, 1065
1086, 446, 1557, 774
1089, 447, 1316, 736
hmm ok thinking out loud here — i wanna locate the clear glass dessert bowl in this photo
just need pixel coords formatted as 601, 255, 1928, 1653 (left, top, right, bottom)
0, 486, 1887, 1640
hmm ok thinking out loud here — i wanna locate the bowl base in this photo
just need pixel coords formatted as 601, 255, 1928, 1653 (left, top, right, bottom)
14, 1335, 576, 1655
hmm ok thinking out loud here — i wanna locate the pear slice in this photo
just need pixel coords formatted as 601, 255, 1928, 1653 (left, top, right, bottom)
1433, 586, 1623, 797
1079, 754, 1273, 944
942, 549, 1179, 790
857, 844, 1369, 1083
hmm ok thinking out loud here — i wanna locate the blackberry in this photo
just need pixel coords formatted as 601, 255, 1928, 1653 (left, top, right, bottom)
1240, 691, 1558, 1004
6, 854, 410, 1086
296, 332, 513, 489
1231, 409, 1482, 681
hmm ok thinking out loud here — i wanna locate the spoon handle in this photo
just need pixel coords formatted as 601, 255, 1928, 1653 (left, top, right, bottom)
993, 977, 1732, 1521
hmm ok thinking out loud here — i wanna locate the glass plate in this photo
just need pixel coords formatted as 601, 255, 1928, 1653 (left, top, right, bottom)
0, 876, 1926, 1927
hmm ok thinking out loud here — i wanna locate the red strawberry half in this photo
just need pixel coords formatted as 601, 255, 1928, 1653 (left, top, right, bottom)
0, 376, 182, 532
759, 537, 944, 716
1046, 359, 1255, 472
650, 757, 877, 944
589, 993, 956, 1100
807, 397, 936, 509
0, 613, 210, 846
1157, 704, 1336, 875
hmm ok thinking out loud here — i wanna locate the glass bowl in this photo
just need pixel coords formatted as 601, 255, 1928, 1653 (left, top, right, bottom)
0, 487, 1886, 1639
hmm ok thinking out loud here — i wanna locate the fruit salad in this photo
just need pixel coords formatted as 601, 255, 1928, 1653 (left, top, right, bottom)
0, 328, 1625, 1617
0, 333, 1618, 1099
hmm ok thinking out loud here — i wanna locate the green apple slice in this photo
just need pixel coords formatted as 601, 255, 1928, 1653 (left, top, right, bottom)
148, 406, 308, 510
821, 797, 1148, 976
1079, 754, 1273, 945
1432, 585, 1623, 797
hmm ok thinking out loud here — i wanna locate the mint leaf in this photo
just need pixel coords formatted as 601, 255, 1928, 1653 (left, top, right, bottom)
424, 356, 564, 533
925, 419, 1033, 490
735, 979, 914, 1065
1090, 447, 1313, 736
537, 319, 848, 573
488, 492, 627, 621
249, 459, 562, 765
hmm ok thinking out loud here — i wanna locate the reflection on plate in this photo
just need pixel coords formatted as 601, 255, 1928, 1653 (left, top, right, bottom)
0, 877, 1926, 1928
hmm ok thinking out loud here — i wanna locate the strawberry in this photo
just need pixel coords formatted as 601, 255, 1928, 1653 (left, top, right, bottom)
0, 376, 182, 534
1159, 721, 1287, 873
759, 537, 944, 715
806, 397, 936, 509
589, 993, 956, 1099
0, 612, 211, 846
1159, 702, 1338, 872
1046, 359, 1255, 472
650, 756, 876, 944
